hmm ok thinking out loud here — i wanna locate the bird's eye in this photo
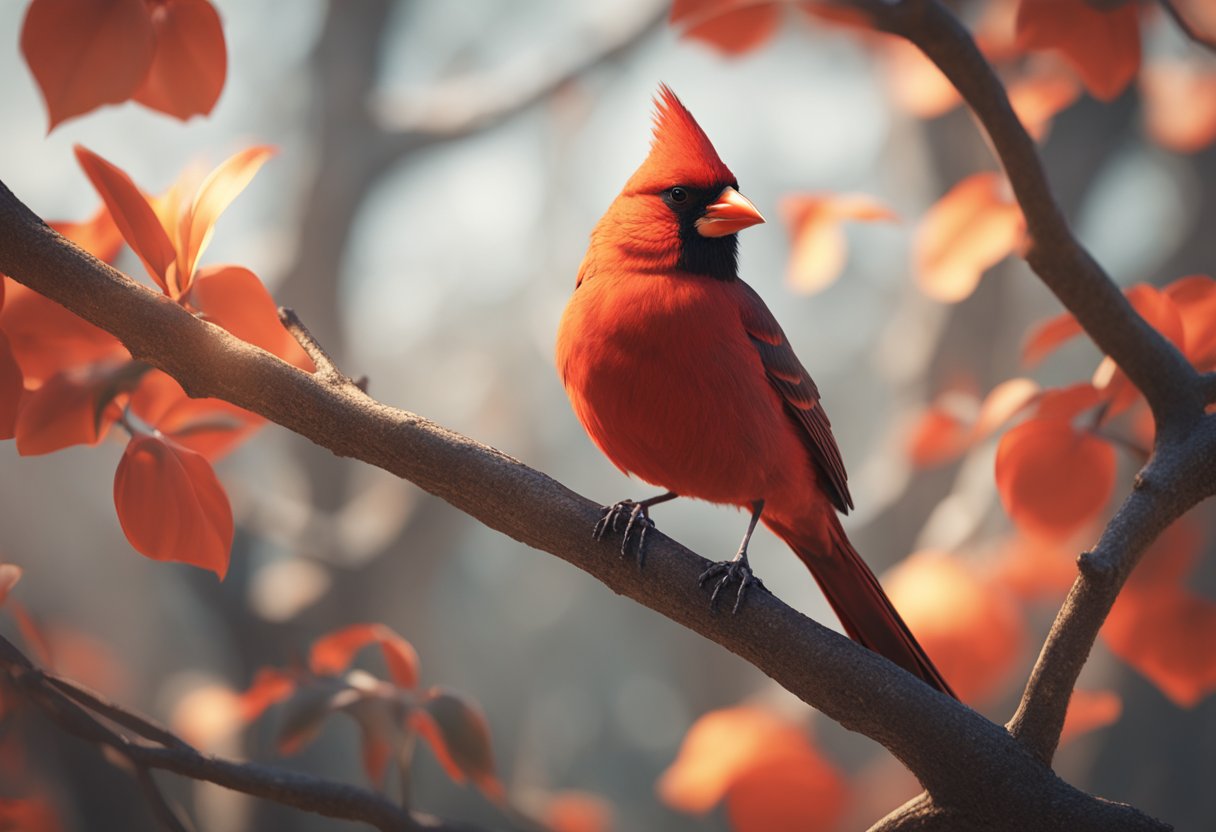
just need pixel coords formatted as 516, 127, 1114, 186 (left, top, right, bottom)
669, 187, 688, 203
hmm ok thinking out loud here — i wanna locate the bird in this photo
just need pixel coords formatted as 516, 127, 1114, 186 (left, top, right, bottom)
555, 85, 955, 698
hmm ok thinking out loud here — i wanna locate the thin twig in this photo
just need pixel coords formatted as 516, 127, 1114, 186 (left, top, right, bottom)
47, 674, 189, 750
1158, 0, 1216, 54
279, 306, 354, 387
0, 634, 483, 832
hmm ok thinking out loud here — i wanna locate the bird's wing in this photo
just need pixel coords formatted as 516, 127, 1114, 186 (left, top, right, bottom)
738, 280, 853, 513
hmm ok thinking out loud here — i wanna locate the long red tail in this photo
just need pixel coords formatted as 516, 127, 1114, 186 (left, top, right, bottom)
776, 516, 956, 698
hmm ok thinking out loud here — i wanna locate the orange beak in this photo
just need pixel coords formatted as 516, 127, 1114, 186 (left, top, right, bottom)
694, 187, 765, 238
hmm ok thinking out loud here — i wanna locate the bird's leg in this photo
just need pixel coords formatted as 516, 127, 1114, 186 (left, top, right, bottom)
699, 500, 767, 614
593, 491, 678, 566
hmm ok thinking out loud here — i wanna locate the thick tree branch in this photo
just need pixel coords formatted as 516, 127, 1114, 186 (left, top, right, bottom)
0, 635, 481, 832
0, 181, 1168, 831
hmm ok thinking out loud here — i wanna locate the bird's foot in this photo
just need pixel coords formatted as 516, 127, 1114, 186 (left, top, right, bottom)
593, 500, 656, 566
698, 558, 767, 614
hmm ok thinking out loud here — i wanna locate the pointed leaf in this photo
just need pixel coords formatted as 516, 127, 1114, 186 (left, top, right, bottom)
1165, 274, 1216, 368
74, 146, 177, 292
185, 265, 312, 369
179, 147, 275, 284
133, 0, 227, 121
309, 623, 420, 689
238, 667, 298, 723
20, 0, 155, 130
996, 417, 1115, 538
113, 434, 233, 577
914, 172, 1024, 302
1022, 309, 1084, 366
1015, 0, 1141, 102
410, 689, 502, 798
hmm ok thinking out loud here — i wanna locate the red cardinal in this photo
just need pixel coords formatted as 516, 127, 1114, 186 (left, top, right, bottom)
556, 86, 955, 697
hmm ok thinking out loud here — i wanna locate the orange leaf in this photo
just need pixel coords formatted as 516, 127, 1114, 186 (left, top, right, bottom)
885, 552, 1026, 704
0, 332, 22, 441
1059, 689, 1122, 746
1022, 309, 1084, 366
1007, 64, 1081, 140
0, 795, 64, 832
20, 0, 155, 130
177, 146, 275, 287
669, 0, 781, 55
880, 37, 960, 118
0, 563, 22, 606
74, 145, 177, 293
133, 0, 227, 122
1090, 285, 1185, 418
50, 204, 124, 264
914, 172, 1024, 302
361, 731, 393, 788
544, 792, 615, 832
991, 532, 1081, 603
906, 406, 970, 468
14, 362, 129, 456
1103, 587, 1216, 707
1015, 0, 1141, 102
238, 667, 298, 723
113, 434, 233, 578
1033, 382, 1105, 421
0, 278, 127, 386
185, 265, 312, 369
309, 623, 420, 689
781, 193, 896, 295
1165, 274, 1216, 368
657, 706, 823, 814
410, 689, 502, 799
726, 755, 848, 832
995, 417, 1115, 538
1140, 62, 1216, 154
129, 369, 260, 461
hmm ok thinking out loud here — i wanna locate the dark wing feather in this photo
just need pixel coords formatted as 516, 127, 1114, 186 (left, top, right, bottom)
739, 281, 853, 513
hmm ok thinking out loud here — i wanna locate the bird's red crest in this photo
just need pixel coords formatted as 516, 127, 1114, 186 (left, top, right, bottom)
624, 85, 735, 194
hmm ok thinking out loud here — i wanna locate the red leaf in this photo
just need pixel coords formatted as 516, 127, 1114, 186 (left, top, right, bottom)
133, 0, 227, 121
1103, 587, 1216, 707
886, 551, 1026, 704
544, 792, 615, 832
0, 563, 22, 606
914, 172, 1024, 302
0, 795, 64, 832
1007, 64, 1081, 140
995, 417, 1116, 538
0, 332, 23, 441
113, 434, 233, 578
14, 362, 128, 456
0, 278, 126, 386
185, 265, 313, 370
309, 623, 420, 689
1165, 274, 1216, 369
670, 0, 781, 55
1022, 309, 1084, 366
658, 706, 847, 828
1032, 382, 1105, 421
410, 689, 502, 799
237, 667, 298, 723
129, 369, 260, 461
20, 0, 155, 130
75, 145, 177, 293
781, 193, 896, 295
726, 756, 848, 832
176, 147, 275, 287
1015, 0, 1141, 102
50, 204, 125, 264
906, 406, 970, 468
1060, 689, 1122, 746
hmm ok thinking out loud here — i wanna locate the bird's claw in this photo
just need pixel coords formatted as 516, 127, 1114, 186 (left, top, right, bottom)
592, 500, 655, 567
699, 559, 766, 614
